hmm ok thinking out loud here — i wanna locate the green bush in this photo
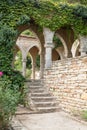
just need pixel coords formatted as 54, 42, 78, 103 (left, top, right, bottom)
26, 69, 32, 79
2, 71, 26, 105
0, 76, 20, 129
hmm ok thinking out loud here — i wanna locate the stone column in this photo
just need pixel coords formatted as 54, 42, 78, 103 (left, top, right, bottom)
43, 28, 54, 69
31, 57, 36, 79
79, 36, 87, 56
44, 44, 54, 68
40, 50, 44, 78
22, 58, 27, 77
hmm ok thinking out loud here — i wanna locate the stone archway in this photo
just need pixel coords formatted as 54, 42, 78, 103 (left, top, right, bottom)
15, 33, 41, 78
29, 46, 40, 79
52, 49, 60, 61
17, 22, 45, 78
56, 46, 65, 60
55, 33, 68, 58
56, 27, 75, 58
71, 39, 80, 58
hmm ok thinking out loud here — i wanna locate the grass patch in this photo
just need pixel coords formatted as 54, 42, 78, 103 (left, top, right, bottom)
81, 111, 87, 121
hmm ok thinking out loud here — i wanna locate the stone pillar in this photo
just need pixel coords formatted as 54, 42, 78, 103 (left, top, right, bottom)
22, 58, 27, 77
44, 44, 54, 68
31, 57, 36, 79
43, 28, 54, 69
40, 50, 45, 79
79, 36, 87, 56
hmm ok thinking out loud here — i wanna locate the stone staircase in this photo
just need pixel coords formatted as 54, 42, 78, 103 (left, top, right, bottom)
27, 80, 60, 113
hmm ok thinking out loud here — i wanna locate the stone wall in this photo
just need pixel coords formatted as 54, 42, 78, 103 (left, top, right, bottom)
43, 56, 87, 113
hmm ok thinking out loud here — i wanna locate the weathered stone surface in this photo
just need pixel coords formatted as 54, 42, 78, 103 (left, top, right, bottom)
16, 111, 87, 130
81, 93, 87, 100
43, 56, 87, 112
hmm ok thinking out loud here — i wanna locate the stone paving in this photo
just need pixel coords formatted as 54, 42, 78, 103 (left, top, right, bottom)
16, 111, 87, 130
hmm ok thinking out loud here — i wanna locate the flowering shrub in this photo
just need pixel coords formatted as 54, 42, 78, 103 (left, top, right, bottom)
0, 72, 3, 77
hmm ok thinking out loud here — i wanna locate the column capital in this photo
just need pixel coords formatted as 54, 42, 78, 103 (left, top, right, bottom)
44, 43, 54, 48
43, 27, 55, 44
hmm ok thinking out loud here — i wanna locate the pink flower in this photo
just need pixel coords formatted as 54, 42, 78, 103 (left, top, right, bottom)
0, 72, 3, 77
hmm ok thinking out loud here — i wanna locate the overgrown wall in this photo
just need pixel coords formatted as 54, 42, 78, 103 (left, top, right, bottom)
43, 56, 87, 112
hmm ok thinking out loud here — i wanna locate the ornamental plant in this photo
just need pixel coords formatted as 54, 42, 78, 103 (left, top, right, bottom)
0, 72, 3, 77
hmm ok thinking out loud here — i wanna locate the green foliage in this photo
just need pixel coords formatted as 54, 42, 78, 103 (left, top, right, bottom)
73, 5, 87, 22
0, 1, 87, 128
0, 25, 17, 72
26, 55, 32, 69
26, 69, 32, 78
36, 55, 40, 68
0, 24, 25, 129
53, 36, 63, 48
16, 15, 30, 26
14, 51, 22, 71
81, 111, 87, 121
22, 30, 34, 36
0, 76, 20, 129
61, 0, 87, 5
0, 0, 87, 35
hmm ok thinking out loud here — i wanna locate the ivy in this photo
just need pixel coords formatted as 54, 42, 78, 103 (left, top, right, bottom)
0, 1, 86, 127
0, 0, 86, 71
0, 0, 87, 84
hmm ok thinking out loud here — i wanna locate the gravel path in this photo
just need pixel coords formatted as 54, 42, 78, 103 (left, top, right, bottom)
16, 111, 87, 130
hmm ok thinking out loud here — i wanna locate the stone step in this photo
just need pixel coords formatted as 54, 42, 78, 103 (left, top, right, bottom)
29, 86, 43, 89
26, 80, 59, 113
37, 106, 60, 113
26, 79, 41, 82
34, 101, 58, 107
29, 89, 45, 93
31, 96, 56, 102
26, 80, 42, 86
29, 83, 42, 86
28, 81, 42, 84
31, 92, 51, 97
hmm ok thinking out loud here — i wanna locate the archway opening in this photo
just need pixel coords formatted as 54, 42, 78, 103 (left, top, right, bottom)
29, 46, 40, 79
53, 34, 66, 60
14, 27, 41, 79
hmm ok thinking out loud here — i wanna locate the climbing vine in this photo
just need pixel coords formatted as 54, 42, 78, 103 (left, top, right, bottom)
0, 0, 87, 128
0, 0, 87, 82
0, 0, 87, 31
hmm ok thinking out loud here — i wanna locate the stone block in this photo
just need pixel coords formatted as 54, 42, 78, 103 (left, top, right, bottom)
81, 93, 87, 100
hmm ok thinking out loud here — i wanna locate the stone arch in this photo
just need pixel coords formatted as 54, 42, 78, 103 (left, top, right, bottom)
16, 21, 45, 78
55, 33, 68, 58
15, 34, 41, 78
16, 35, 41, 55
29, 46, 40, 79
52, 49, 60, 61
56, 46, 65, 60
71, 39, 80, 58
56, 27, 75, 58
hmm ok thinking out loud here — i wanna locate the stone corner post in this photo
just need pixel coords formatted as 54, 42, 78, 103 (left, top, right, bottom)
79, 35, 87, 56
